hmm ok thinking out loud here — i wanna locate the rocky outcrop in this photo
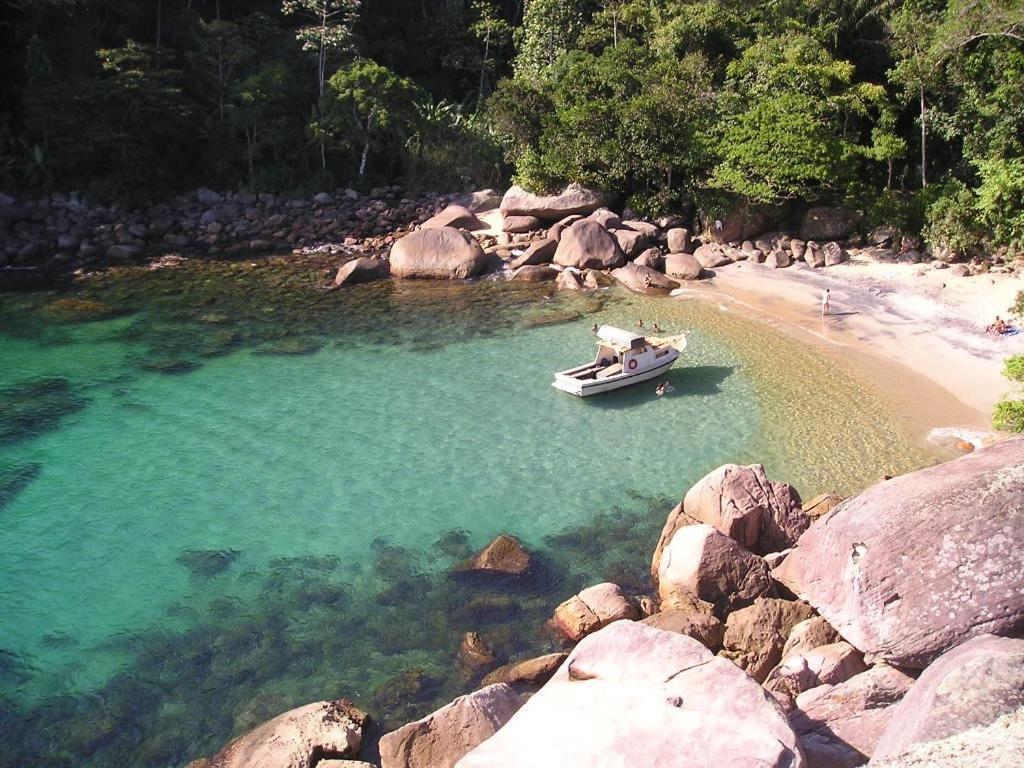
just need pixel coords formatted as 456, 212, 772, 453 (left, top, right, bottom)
782, 617, 841, 660
612, 227, 648, 258
455, 621, 804, 767
509, 237, 557, 268
500, 184, 609, 222
773, 437, 1024, 669
633, 247, 665, 271
207, 699, 366, 768
765, 641, 868, 699
799, 207, 863, 242
379, 683, 524, 768
789, 665, 914, 768
654, 464, 808, 565
556, 269, 584, 291
548, 215, 583, 241
800, 492, 843, 521
666, 228, 691, 254
702, 203, 786, 244
334, 257, 390, 286
481, 653, 568, 688
588, 208, 622, 230
390, 228, 487, 279
692, 243, 731, 268
720, 598, 816, 682
870, 710, 1024, 768
664, 252, 704, 280
656, 523, 772, 615
553, 220, 626, 270
420, 204, 485, 231
503, 215, 543, 234
872, 634, 1024, 762
449, 189, 501, 213
460, 534, 533, 578
640, 609, 724, 650
766, 248, 792, 268
610, 262, 679, 293
823, 241, 847, 266
551, 582, 640, 641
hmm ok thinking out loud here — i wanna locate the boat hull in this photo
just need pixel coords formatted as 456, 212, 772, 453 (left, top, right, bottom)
552, 354, 679, 397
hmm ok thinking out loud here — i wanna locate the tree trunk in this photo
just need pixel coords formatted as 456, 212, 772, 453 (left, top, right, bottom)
919, 84, 927, 188
887, 158, 894, 190
359, 109, 377, 178
479, 27, 491, 103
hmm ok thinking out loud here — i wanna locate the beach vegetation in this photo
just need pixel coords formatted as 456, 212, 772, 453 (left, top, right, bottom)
0, 0, 1022, 252
994, 355, 1024, 432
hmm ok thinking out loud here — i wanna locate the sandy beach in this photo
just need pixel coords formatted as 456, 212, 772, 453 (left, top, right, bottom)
674, 253, 1024, 442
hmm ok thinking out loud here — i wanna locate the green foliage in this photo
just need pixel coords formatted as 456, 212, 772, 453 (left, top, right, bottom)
1003, 355, 1024, 384
513, 0, 591, 79
993, 400, 1024, 433
974, 157, 1024, 252
922, 180, 979, 259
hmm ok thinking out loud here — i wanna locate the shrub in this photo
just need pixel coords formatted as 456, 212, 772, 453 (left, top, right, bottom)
993, 400, 1024, 432
1003, 355, 1024, 383
922, 181, 980, 261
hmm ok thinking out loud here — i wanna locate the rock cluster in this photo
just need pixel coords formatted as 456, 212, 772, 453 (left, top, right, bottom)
194, 425, 1024, 768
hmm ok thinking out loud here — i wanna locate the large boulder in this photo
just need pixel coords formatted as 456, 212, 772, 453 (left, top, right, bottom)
664, 252, 704, 281
610, 262, 680, 294
421, 204, 485, 231
822, 241, 847, 266
379, 683, 524, 768
612, 227, 648, 258
720, 598, 816, 682
455, 622, 804, 768
692, 243, 731, 269
634, 247, 665, 271
622, 220, 660, 239
803, 241, 825, 268
551, 582, 640, 642
553, 220, 626, 270
656, 523, 772, 616
701, 203, 786, 244
500, 184, 609, 222
654, 464, 808, 563
789, 665, 914, 768
872, 635, 1024, 762
548, 215, 584, 242
334, 257, 390, 286
773, 437, 1024, 669
449, 189, 502, 213
782, 617, 841, 660
207, 699, 366, 768
667, 227, 692, 254
870, 710, 1024, 768
390, 228, 487, 279
509, 237, 557, 268
799, 207, 863, 242
481, 653, 568, 688
588, 208, 622, 230
503, 215, 543, 234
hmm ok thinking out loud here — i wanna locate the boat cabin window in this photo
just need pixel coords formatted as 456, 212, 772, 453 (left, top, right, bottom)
595, 344, 615, 365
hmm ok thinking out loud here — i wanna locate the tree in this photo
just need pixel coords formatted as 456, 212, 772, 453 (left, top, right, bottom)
889, 2, 942, 187
227, 63, 296, 182
282, 0, 361, 170
321, 59, 419, 179
513, 0, 590, 78
470, 0, 512, 104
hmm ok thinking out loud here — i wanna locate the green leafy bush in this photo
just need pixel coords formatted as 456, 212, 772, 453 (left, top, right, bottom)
993, 400, 1024, 433
922, 181, 980, 261
1003, 355, 1024, 383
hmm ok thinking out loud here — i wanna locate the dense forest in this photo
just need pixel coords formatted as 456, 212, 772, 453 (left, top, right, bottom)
1, 0, 1023, 255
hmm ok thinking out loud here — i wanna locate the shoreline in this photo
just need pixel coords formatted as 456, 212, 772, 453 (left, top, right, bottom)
672, 256, 1024, 442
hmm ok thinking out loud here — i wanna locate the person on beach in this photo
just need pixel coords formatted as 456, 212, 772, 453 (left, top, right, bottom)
821, 288, 831, 317
652, 322, 662, 333
637, 319, 644, 328
592, 323, 598, 333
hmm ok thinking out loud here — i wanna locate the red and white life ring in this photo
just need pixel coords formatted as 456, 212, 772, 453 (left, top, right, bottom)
628, 358, 638, 371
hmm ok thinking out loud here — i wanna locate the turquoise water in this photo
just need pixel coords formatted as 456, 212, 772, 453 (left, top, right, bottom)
0, 263, 934, 766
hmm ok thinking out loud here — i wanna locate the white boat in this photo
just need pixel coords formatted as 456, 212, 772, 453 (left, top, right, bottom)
552, 325, 687, 397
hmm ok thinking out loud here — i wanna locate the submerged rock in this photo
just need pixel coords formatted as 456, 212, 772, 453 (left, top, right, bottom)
773, 437, 1024, 668
0, 377, 88, 446
481, 653, 568, 688
176, 549, 241, 580
334, 257, 390, 286
207, 699, 366, 768
459, 534, 533, 578
41, 298, 124, 323
379, 683, 524, 768
455, 621, 804, 767
0, 462, 42, 511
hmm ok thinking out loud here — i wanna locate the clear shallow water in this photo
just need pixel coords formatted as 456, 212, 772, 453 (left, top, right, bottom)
0, 262, 936, 766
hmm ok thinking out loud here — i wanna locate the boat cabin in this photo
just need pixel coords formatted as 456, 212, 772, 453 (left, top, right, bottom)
580, 325, 673, 380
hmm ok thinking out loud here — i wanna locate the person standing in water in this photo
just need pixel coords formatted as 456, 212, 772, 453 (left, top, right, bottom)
821, 288, 831, 317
